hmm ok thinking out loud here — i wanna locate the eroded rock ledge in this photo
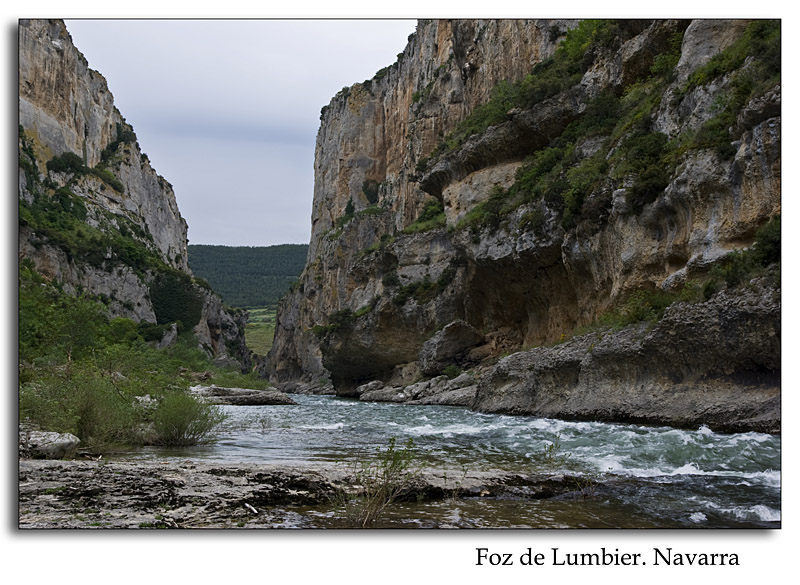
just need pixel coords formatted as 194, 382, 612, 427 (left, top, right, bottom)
18, 459, 585, 529
190, 385, 296, 406
472, 279, 780, 433
350, 278, 780, 434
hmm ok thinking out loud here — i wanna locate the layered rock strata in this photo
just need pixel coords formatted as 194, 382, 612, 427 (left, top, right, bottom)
268, 19, 780, 430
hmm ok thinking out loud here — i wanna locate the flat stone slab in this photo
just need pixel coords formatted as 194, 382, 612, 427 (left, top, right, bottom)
190, 385, 296, 406
18, 459, 584, 528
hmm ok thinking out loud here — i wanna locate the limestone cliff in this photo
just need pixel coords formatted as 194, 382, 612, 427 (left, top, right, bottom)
268, 19, 780, 430
18, 19, 250, 370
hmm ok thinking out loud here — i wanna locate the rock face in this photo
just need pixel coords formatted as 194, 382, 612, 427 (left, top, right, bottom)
418, 319, 483, 375
18, 19, 249, 368
473, 279, 780, 433
19, 19, 188, 272
267, 19, 780, 430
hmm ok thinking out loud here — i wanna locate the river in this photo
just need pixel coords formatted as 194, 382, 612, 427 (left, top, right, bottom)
123, 395, 780, 528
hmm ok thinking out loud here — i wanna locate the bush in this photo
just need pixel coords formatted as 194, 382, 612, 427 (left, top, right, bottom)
151, 391, 226, 446
19, 362, 139, 450
335, 437, 422, 527
429, 21, 625, 157
149, 270, 204, 328
403, 199, 446, 234
442, 364, 461, 379
87, 167, 125, 193
752, 215, 780, 266
362, 180, 380, 204
703, 215, 781, 297
312, 309, 356, 337
392, 264, 457, 306
593, 282, 703, 330
46, 152, 84, 174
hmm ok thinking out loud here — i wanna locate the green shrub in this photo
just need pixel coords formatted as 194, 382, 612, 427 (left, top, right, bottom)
312, 308, 356, 337
685, 20, 780, 92
362, 179, 380, 205
612, 126, 673, 210
678, 20, 780, 160
592, 282, 703, 330
392, 263, 457, 306
137, 322, 170, 342
46, 152, 84, 174
87, 167, 125, 193
149, 270, 204, 328
429, 21, 625, 158
19, 266, 260, 451
403, 199, 446, 234
442, 364, 461, 379
703, 215, 780, 297
151, 391, 226, 446
335, 437, 422, 527
335, 199, 356, 229
649, 31, 684, 79
19, 362, 139, 450
752, 215, 780, 266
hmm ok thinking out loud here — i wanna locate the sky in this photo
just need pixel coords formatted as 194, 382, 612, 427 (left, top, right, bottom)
64, 19, 416, 246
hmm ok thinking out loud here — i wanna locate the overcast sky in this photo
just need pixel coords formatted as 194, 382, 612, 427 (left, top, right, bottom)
64, 19, 416, 247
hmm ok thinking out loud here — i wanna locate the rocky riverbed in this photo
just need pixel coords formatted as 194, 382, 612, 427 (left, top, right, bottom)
18, 459, 591, 529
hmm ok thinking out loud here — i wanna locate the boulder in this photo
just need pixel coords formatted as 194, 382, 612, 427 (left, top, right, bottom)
419, 320, 484, 375
354, 380, 385, 398
20, 427, 80, 459
359, 385, 406, 403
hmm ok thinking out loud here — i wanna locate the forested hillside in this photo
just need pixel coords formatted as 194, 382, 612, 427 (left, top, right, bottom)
188, 244, 308, 308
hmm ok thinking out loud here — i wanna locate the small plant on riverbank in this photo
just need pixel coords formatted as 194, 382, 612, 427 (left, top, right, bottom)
151, 391, 226, 446
335, 437, 423, 527
538, 433, 572, 469
442, 462, 471, 506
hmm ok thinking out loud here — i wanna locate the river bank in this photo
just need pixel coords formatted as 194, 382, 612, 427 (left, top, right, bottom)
18, 395, 781, 529
18, 459, 591, 529
17, 457, 781, 529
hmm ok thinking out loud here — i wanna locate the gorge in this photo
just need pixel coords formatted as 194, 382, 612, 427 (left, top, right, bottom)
18, 18, 781, 530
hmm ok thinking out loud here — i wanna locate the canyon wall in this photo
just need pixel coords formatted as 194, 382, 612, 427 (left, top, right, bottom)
19, 19, 250, 369
267, 19, 780, 430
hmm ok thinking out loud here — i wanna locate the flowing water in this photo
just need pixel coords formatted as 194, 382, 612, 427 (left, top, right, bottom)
125, 395, 780, 528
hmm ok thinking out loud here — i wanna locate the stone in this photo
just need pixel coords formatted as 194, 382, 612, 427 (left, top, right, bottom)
189, 386, 296, 406
155, 323, 178, 349
419, 320, 484, 375
20, 427, 80, 459
354, 380, 385, 397
359, 385, 406, 403
18, 459, 588, 528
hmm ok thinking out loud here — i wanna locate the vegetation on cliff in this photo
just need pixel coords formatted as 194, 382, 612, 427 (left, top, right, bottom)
454, 19, 779, 235
427, 20, 624, 162
18, 48, 261, 450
